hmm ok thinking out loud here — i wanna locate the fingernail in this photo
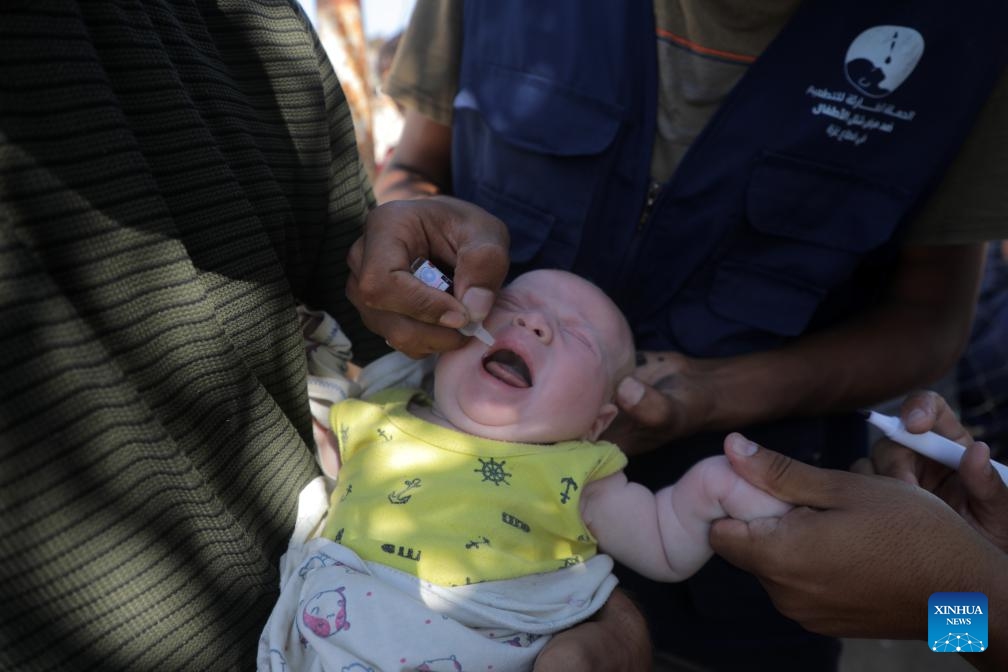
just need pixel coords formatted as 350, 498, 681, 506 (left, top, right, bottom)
439, 310, 466, 329
727, 433, 759, 457
617, 377, 645, 407
975, 442, 994, 471
461, 287, 495, 322
907, 409, 927, 426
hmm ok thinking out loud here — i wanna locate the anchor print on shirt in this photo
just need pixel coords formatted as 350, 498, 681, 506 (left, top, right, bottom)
465, 536, 490, 549
559, 476, 579, 503
388, 478, 421, 504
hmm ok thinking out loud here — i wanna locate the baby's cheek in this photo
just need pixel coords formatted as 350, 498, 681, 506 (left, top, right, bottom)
569, 361, 610, 399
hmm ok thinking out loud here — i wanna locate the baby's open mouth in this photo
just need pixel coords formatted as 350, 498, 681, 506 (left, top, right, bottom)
483, 349, 532, 388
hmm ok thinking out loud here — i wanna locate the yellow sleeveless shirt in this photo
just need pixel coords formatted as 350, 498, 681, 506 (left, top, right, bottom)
321, 389, 627, 586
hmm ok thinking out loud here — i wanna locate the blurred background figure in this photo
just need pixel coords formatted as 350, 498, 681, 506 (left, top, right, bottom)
314, 0, 377, 178
372, 31, 406, 175
303, 0, 412, 181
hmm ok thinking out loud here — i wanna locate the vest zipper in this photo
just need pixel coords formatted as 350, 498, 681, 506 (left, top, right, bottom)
615, 179, 664, 311
637, 180, 662, 231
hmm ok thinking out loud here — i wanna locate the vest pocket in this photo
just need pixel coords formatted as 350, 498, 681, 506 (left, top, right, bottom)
708, 261, 825, 337
474, 184, 557, 264
746, 152, 910, 252
708, 153, 910, 337
454, 63, 623, 156
453, 65, 623, 267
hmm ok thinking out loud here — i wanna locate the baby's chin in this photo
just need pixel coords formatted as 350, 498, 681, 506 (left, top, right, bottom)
439, 404, 533, 442
446, 407, 579, 444
445, 409, 524, 441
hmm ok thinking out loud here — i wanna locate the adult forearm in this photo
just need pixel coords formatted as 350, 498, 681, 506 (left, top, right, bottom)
700, 303, 964, 429
373, 109, 453, 203
373, 161, 444, 202
691, 243, 984, 433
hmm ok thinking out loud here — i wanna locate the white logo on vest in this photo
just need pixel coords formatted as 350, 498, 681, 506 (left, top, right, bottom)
844, 26, 924, 98
803, 26, 923, 146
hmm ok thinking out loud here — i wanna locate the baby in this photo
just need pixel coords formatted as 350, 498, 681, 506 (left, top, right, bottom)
259, 269, 789, 672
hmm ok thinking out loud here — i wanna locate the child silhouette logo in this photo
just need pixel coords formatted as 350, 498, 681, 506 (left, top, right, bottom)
844, 26, 924, 98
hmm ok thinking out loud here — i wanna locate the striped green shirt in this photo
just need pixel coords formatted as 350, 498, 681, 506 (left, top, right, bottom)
1, 1, 385, 668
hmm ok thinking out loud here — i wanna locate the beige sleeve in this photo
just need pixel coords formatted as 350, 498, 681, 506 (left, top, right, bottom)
901, 70, 1008, 244
383, 0, 462, 126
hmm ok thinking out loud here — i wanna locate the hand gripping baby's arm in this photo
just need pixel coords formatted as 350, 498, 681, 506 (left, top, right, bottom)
581, 453, 790, 582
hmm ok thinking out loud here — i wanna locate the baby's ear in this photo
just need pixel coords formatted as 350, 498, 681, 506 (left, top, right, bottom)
585, 402, 619, 442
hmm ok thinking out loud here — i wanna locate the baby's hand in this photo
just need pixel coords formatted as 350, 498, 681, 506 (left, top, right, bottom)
719, 435, 792, 521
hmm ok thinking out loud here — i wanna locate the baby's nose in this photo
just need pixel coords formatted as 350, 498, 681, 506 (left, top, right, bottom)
514, 313, 552, 343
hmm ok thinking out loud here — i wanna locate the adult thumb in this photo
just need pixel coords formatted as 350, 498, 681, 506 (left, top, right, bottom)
615, 377, 673, 427
723, 432, 845, 508
958, 441, 1007, 500
958, 441, 1008, 549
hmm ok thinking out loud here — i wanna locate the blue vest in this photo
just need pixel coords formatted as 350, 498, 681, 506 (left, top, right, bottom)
453, 0, 1007, 470
453, 4, 1006, 659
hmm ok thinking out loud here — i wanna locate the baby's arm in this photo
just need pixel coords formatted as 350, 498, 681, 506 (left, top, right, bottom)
581, 453, 790, 582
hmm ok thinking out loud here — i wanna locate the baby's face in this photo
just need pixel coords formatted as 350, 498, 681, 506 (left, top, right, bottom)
434, 270, 632, 443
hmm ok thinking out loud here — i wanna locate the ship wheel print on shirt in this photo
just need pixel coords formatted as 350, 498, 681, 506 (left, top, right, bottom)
473, 457, 511, 486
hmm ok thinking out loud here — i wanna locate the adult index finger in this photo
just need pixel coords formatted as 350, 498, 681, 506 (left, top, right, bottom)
419, 196, 509, 318
348, 209, 468, 327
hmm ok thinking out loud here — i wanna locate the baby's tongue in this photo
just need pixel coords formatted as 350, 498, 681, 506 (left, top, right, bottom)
484, 350, 531, 388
